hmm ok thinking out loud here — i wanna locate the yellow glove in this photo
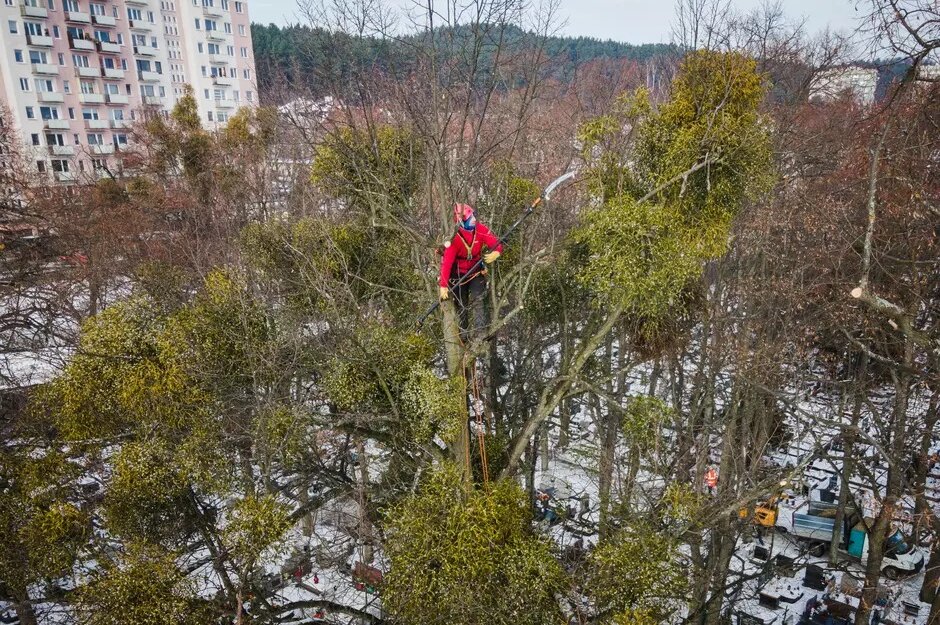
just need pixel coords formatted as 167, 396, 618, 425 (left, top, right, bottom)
439, 286, 450, 301
484, 250, 501, 264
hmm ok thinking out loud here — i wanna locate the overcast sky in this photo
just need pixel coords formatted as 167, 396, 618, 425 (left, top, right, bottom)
249, 0, 866, 44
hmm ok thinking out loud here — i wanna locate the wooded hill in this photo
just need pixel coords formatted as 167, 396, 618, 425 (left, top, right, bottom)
250, 22, 678, 97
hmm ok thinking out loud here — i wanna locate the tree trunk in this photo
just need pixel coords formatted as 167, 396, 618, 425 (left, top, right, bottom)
856, 339, 912, 625
13, 595, 36, 625
923, 540, 940, 608
914, 388, 938, 546
539, 420, 549, 472
929, 585, 940, 625
356, 438, 373, 564
831, 352, 868, 564
597, 401, 619, 541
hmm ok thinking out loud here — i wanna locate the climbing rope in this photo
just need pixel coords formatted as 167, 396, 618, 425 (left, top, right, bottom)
470, 360, 490, 488
457, 319, 490, 491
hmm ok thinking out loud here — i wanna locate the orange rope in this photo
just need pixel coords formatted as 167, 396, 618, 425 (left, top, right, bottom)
470, 361, 490, 489
454, 303, 490, 491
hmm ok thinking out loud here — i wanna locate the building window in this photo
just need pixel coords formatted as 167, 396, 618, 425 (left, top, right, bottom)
207, 111, 213, 121
246, 90, 252, 102
58, 52, 65, 65
68, 107, 75, 119
31, 134, 40, 146
238, 24, 244, 36
240, 46, 247, 58
8, 20, 18, 34
234, 1, 241, 12
194, 18, 200, 29
63, 79, 70, 93
37, 160, 46, 173
52, 25, 60, 38
197, 42, 203, 53
14, 50, 24, 63
19, 78, 31, 91
25, 106, 35, 119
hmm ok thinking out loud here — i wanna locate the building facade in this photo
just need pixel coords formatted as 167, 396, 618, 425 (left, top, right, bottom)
0, 0, 256, 182
809, 66, 878, 106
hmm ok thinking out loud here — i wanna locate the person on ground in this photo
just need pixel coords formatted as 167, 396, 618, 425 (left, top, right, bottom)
439, 203, 502, 340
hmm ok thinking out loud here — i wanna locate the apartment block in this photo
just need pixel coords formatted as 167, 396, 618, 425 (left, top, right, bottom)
0, 0, 256, 183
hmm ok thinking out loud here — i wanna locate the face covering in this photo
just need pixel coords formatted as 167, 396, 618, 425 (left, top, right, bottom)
461, 214, 477, 230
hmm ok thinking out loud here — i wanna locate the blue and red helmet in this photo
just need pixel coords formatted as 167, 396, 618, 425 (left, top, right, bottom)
454, 203, 476, 230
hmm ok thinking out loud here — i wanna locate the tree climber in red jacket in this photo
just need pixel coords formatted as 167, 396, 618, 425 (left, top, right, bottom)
439, 203, 502, 340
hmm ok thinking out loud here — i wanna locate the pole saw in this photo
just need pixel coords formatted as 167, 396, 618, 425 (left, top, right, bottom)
416, 170, 576, 328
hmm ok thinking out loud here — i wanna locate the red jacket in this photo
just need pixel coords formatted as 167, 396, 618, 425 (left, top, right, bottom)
439, 224, 502, 287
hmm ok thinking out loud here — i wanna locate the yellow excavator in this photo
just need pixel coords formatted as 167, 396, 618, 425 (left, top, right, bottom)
739, 484, 797, 527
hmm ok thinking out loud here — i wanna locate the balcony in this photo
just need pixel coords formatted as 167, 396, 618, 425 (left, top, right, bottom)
105, 93, 129, 104
90, 144, 115, 155
75, 66, 99, 78
207, 30, 228, 42
70, 37, 96, 51
133, 46, 156, 57
214, 98, 234, 109
20, 4, 48, 18
110, 119, 129, 129
212, 74, 233, 86
142, 95, 164, 106
202, 5, 224, 17
43, 119, 70, 130
32, 63, 59, 75
65, 10, 91, 23
37, 91, 65, 103
86, 119, 109, 129
97, 41, 121, 54
128, 19, 152, 31
125, 0, 147, 4
138, 70, 160, 82
208, 54, 229, 65
79, 93, 105, 105
49, 145, 74, 156
92, 14, 116, 26
101, 67, 124, 79
26, 33, 54, 47
55, 171, 76, 183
